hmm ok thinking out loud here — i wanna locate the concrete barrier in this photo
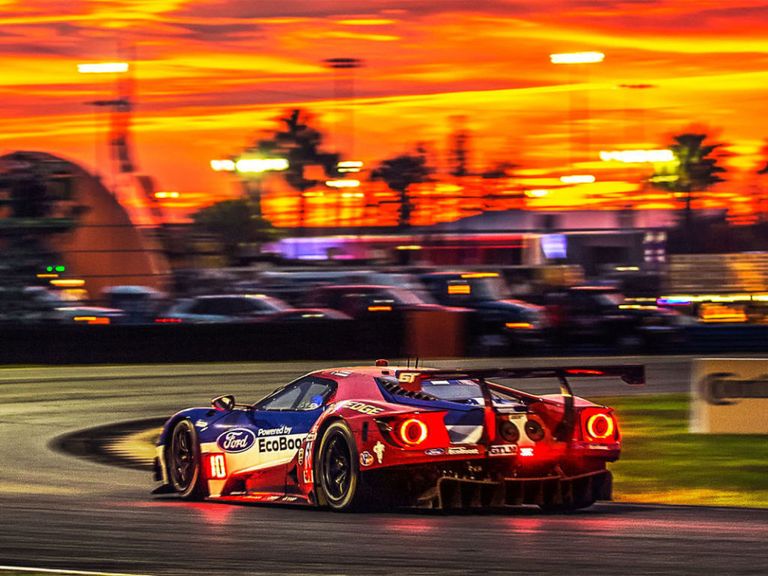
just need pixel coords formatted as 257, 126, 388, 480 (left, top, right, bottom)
690, 358, 768, 434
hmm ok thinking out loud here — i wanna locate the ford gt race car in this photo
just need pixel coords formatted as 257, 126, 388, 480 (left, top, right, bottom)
153, 361, 643, 511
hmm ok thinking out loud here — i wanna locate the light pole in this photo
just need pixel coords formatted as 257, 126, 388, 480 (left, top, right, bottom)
324, 58, 364, 229
77, 61, 131, 186
550, 51, 604, 182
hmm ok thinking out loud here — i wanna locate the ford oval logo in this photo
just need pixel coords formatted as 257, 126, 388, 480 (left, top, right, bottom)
216, 428, 256, 453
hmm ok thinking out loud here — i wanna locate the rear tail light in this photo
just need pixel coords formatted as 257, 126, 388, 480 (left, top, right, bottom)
155, 317, 182, 323
581, 409, 619, 442
375, 412, 450, 449
585, 413, 615, 440
398, 418, 428, 446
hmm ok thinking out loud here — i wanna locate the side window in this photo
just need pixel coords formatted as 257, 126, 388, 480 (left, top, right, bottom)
190, 299, 217, 314
256, 376, 336, 411
257, 382, 304, 410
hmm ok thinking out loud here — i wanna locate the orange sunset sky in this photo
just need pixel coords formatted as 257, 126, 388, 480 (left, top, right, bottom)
3, 1, 768, 226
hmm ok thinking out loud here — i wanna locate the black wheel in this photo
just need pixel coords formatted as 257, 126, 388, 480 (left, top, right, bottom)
167, 419, 207, 500
315, 421, 363, 511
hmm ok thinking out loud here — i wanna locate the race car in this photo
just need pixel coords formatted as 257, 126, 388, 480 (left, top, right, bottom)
153, 360, 643, 511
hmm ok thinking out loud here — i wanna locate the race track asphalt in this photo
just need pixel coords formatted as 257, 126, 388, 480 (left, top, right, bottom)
1, 357, 767, 576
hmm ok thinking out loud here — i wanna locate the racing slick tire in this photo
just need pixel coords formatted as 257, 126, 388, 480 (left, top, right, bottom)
315, 421, 370, 511
167, 419, 208, 500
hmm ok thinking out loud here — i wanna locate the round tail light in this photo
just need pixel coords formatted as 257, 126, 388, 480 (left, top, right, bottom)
398, 418, 428, 446
524, 419, 545, 442
499, 419, 520, 443
586, 413, 615, 439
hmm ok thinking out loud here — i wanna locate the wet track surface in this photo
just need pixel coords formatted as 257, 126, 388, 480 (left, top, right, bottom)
2, 357, 768, 575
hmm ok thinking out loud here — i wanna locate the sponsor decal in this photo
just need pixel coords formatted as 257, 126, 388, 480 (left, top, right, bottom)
297, 444, 304, 466
331, 370, 352, 377
258, 425, 293, 437
194, 419, 208, 429
345, 401, 384, 415
216, 428, 256, 453
489, 444, 518, 457
424, 448, 445, 456
447, 446, 480, 456
700, 372, 768, 406
306, 432, 317, 441
303, 469, 313, 484
373, 441, 385, 464
398, 372, 419, 384
258, 434, 304, 453
360, 451, 374, 466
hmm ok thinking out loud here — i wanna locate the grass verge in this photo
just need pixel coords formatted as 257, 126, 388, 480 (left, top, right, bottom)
598, 393, 768, 508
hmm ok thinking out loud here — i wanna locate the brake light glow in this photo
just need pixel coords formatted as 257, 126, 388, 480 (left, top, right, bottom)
505, 322, 534, 329
520, 447, 534, 457
586, 413, 615, 439
566, 368, 604, 375
155, 317, 182, 323
206, 453, 227, 479
73, 316, 110, 325
398, 418, 428, 446
368, 305, 393, 312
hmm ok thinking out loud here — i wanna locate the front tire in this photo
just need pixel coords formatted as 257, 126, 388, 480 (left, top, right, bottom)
167, 419, 208, 500
315, 421, 363, 511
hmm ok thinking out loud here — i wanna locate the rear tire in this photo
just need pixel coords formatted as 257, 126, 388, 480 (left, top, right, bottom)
167, 419, 208, 500
315, 421, 364, 511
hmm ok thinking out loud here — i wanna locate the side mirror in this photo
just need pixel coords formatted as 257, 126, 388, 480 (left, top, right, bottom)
211, 394, 236, 411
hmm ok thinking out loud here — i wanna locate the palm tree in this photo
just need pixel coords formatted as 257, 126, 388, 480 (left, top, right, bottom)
370, 146, 434, 228
650, 133, 727, 225
252, 109, 339, 227
192, 199, 281, 265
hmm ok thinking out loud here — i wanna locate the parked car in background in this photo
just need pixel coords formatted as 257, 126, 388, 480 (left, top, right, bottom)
155, 293, 348, 325
300, 284, 457, 319
102, 285, 167, 324
418, 271, 549, 354
532, 285, 683, 351
0, 286, 127, 325
156, 294, 294, 323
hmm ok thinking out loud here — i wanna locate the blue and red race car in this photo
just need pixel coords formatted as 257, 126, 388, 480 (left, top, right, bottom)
153, 360, 643, 511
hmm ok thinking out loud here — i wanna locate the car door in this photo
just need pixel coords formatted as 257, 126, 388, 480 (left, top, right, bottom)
247, 375, 337, 493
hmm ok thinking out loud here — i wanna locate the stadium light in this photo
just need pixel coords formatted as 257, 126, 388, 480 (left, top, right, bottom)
599, 149, 675, 163
77, 62, 130, 74
550, 52, 605, 65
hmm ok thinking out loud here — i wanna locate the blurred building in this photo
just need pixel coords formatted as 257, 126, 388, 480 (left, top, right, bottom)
0, 151, 170, 299
262, 208, 675, 275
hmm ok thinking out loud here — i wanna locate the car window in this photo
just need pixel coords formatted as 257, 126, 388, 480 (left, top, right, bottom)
189, 299, 219, 314
256, 376, 337, 411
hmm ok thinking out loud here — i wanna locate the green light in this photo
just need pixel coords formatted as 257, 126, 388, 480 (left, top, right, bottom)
55, 265, 66, 272
46, 266, 53, 272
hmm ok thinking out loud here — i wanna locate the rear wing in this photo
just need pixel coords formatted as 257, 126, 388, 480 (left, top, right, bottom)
394, 364, 644, 445
396, 365, 645, 394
